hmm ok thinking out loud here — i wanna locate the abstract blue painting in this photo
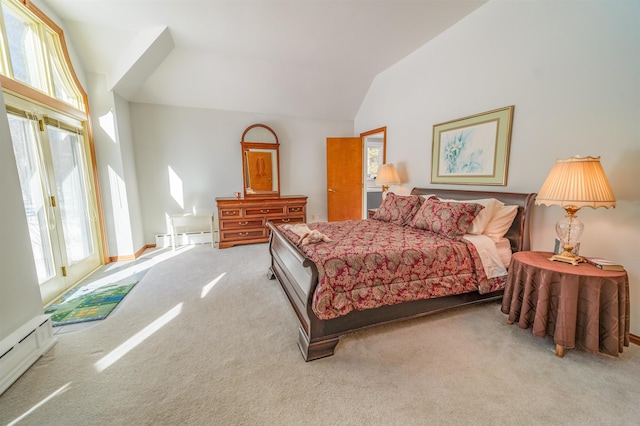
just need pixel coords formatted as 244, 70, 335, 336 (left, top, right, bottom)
431, 106, 513, 185
439, 120, 498, 176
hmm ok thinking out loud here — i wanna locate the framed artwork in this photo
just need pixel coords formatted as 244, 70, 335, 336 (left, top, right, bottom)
431, 105, 514, 185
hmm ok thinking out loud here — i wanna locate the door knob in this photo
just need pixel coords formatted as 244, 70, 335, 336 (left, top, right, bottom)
328, 189, 336, 192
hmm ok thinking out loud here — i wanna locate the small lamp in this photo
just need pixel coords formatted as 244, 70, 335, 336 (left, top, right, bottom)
376, 163, 401, 196
535, 156, 616, 265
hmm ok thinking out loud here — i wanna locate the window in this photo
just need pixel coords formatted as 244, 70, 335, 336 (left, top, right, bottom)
2, 0, 102, 304
7, 96, 101, 303
0, 0, 83, 111
365, 138, 384, 189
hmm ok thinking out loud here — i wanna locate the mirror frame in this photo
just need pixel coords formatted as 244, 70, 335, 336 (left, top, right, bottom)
241, 124, 280, 198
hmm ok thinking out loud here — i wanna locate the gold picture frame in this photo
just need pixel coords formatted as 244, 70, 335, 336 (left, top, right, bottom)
431, 106, 514, 185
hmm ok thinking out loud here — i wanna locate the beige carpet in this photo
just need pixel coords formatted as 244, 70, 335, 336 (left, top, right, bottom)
1, 244, 638, 425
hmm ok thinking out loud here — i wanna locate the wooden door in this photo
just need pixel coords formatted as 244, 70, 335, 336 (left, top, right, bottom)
326, 137, 363, 221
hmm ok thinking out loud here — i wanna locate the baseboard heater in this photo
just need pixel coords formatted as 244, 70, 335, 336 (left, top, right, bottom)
155, 231, 217, 248
0, 315, 56, 395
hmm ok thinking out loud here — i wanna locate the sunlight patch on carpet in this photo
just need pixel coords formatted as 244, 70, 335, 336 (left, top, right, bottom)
6, 382, 71, 426
95, 303, 183, 373
201, 272, 226, 298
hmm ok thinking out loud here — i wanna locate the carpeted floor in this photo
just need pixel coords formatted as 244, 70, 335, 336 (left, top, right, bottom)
0, 244, 638, 425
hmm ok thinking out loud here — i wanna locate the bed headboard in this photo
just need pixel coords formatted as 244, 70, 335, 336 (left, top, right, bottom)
409, 188, 536, 253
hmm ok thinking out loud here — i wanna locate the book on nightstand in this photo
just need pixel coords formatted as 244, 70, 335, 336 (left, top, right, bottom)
584, 257, 625, 271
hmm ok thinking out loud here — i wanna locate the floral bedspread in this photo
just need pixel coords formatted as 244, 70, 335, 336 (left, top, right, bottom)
278, 220, 496, 320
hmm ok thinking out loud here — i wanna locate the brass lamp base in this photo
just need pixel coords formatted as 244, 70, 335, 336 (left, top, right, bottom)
549, 251, 584, 266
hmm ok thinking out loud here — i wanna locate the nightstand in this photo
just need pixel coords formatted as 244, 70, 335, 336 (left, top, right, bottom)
501, 251, 630, 357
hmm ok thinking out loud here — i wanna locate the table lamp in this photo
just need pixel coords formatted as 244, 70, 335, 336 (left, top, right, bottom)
377, 163, 401, 196
535, 156, 616, 265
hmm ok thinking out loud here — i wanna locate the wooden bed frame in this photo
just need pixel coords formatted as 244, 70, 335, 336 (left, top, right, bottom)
267, 188, 536, 361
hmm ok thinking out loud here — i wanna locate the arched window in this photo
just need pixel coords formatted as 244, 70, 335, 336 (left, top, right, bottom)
1, 0, 85, 113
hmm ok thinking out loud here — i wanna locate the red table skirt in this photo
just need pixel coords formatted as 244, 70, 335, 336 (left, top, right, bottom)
501, 251, 629, 356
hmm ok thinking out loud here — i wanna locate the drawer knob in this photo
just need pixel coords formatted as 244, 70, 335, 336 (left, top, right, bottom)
239, 232, 249, 237
291, 207, 300, 212
281, 218, 290, 222
260, 209, 270, 213
239, 221, 248, 225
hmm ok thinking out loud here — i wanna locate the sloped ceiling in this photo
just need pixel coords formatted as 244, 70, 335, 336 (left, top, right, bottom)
40, 0, 487, 120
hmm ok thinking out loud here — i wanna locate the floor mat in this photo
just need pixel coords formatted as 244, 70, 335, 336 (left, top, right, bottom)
45, 280, 138, 326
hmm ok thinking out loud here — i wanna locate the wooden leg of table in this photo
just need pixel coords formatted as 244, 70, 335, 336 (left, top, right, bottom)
555, 344, 564, 358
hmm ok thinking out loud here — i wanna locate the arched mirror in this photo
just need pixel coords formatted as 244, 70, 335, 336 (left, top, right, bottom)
241, 124, 280, 197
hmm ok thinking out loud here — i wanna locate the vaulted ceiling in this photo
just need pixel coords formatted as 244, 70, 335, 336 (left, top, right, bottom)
40, 0, 487, 120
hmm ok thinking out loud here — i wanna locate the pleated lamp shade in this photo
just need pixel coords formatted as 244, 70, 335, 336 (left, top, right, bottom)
377, 163, 401, 196
535, 156, 616, 210
377, 164, 401, 186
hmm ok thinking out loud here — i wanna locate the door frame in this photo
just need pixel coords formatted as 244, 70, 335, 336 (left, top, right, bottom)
360, 126, 387, 218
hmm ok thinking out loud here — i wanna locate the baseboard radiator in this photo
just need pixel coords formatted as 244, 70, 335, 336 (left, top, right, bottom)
155, 231, 217, 248
0, 315, 57, 395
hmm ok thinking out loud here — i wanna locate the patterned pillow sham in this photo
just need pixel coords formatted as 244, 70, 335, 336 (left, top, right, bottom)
373, 192, 425, 226
438, 197, 503, 235
410, 197, 484, 239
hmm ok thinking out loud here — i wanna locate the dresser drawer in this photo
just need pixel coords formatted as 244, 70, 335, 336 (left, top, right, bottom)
220, 228, 267, 241
245, 206, 285, 217
220, 208, 242, 219
220, 218, 264, 230
287, 205, 305, 215
270, 216, 305, 226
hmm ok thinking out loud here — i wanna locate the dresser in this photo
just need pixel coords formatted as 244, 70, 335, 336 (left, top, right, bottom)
216, 195, 307, 249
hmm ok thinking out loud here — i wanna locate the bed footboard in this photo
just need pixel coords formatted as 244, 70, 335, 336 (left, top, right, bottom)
268, 221, 343, 360
267, 222, 315, 338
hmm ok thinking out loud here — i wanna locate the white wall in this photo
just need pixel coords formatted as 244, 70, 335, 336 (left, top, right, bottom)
0, 82, 44, 342
129, 103, 353, 242
355, 0, 640, 334
113, 93, 146, 253
87, 74, 146, 257
111, 93, 145, 254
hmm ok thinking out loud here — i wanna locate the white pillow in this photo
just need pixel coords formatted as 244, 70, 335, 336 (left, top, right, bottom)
484, 204, 518, 242
438, 198, 503, 235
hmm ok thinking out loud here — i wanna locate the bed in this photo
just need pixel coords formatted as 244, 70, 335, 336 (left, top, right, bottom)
267, 188, 536, 361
